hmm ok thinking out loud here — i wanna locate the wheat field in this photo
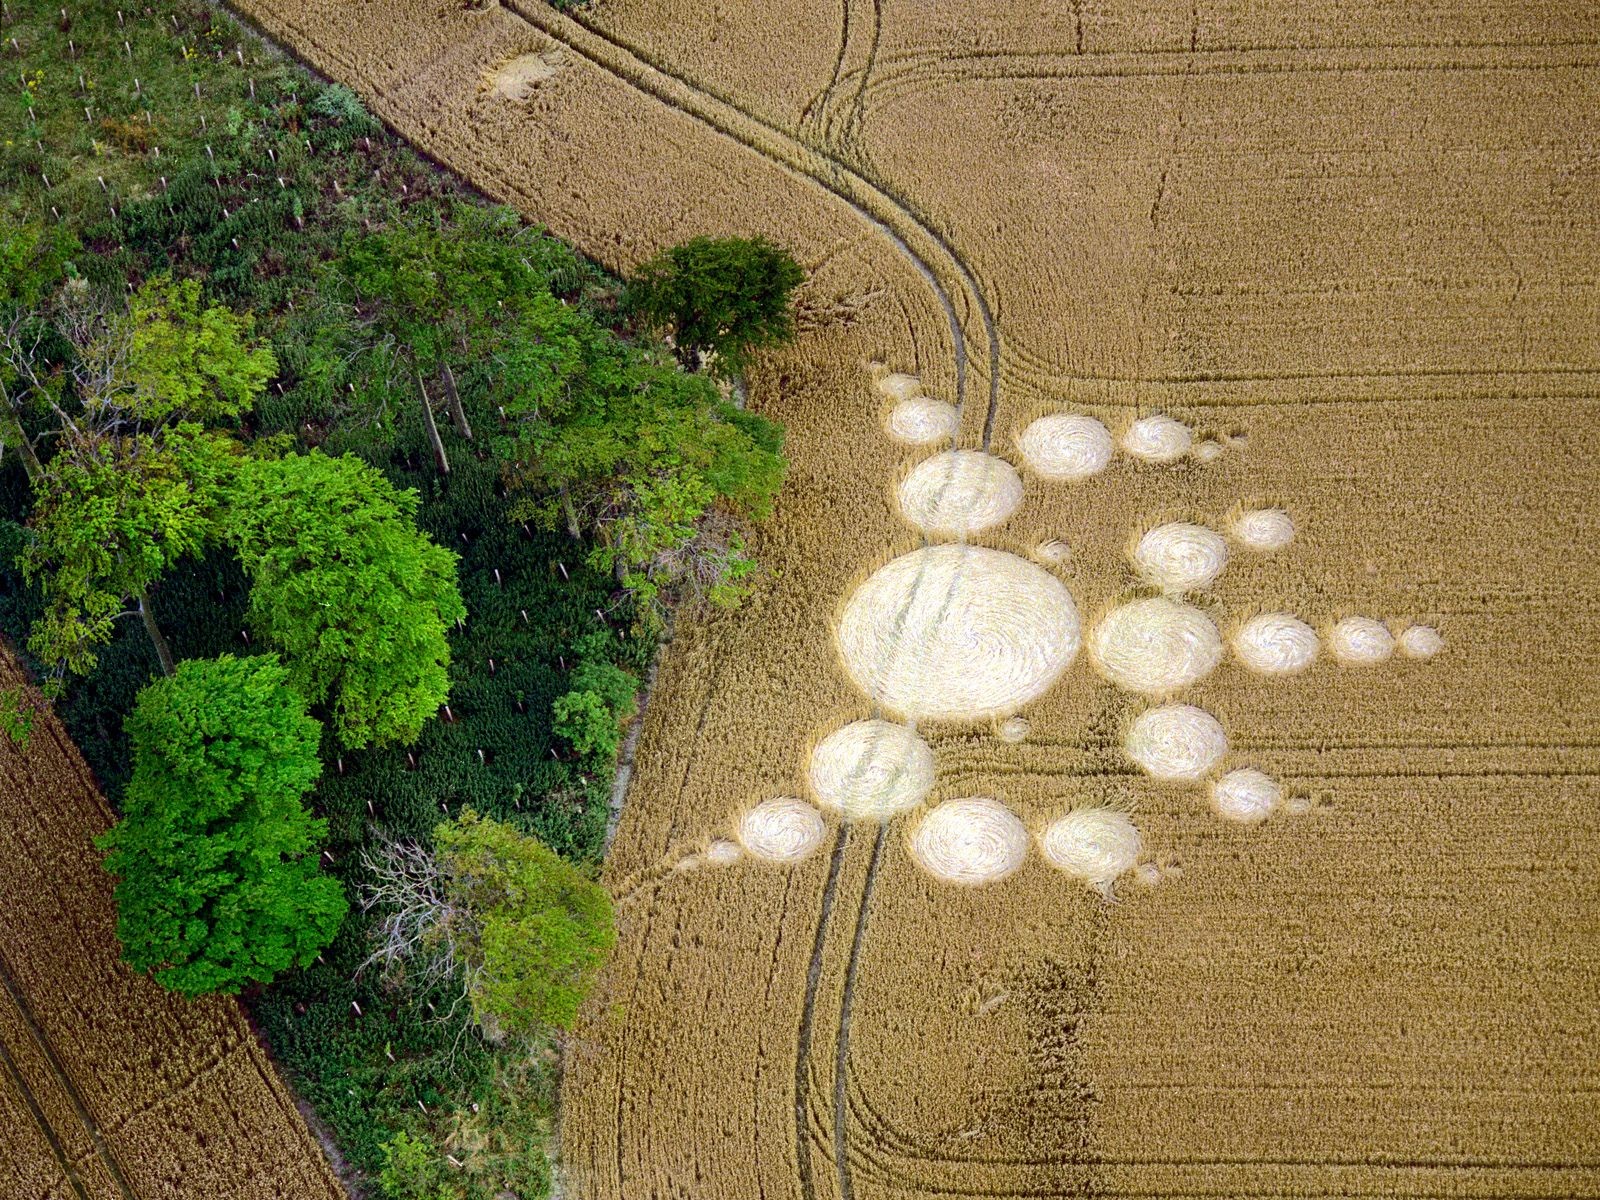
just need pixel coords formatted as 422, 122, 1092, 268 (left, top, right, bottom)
227, 1, 1600, 1196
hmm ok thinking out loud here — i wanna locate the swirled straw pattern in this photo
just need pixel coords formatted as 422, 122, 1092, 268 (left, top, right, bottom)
837, 545, 1081, 721
1033, 539, 1071, 565
1399, 624, 1444, 659
1125, 704, 1228, 780
808, 719, 935, 820
1091, 598, 1222, 695
998, 716, 1031, 743
1037, 808, 1142, 893
485, 51, 564, 101
897, 450, 1024, 537
704, 839, 743, 866
1133, 522, 1228, 592
876, 372, 922, 402
1329, 616, 1395, 664
1231, 507, 1295, 551
1016, 414, 1113, 480
1210, 768, 1281, 824
907, 798, 1029, 886
1232, 613, 1319, 675
737, 798, 825, 863
1194, 441, 1225, 463
886, 396, 959, 445
1122, 415, 1192, 463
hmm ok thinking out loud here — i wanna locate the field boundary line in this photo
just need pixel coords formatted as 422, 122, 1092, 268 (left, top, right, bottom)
0, 949, 139, 1200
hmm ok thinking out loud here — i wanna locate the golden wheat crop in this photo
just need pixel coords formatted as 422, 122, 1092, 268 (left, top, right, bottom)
0, 652, 344, 1200
227, 0, 1600, 1195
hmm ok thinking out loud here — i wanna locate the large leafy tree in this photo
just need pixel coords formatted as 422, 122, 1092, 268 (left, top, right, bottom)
0, 221, 78, 484
363, 809, 614, 1039
226, 450, 466, 749
624, 235, 805, 377
21, 423, 237, 677
97, 654, 346, 996
11, 274, 275, 680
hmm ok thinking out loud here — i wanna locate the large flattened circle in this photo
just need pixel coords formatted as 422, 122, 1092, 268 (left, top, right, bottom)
837, 545, 1080, 722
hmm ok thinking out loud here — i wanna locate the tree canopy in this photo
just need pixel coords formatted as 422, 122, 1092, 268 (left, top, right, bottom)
97, 654, 346, 996
624, 235, 805, 377
225, 450, 466, 749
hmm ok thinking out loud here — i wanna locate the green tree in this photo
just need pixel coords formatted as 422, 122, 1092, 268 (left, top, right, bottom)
553, 659, 638, 766
21, 423, 238, 677
0, 221, 77, 483
364, 809, 614, 1040
226, 450, 466, 749
624, 235, 804, 377
96, 654, 346, 996
11, 274, 275, 680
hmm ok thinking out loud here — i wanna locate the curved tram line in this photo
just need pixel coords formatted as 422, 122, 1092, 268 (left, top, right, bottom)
488, 5, 1017, 1195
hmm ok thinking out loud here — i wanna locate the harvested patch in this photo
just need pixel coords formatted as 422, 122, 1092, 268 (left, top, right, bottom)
1231, 507, 1296, 551
737, 798, 825, 863
998, 716, 1031, 743
886, 396, 959, 445
1132, 521, 1228, 592
1232, 612, 1319, 675
1016, 413, 1113, 480
836, 545, 1080, 721
1399, 624, 1445, 659
1329, 616, 1395, 665
906, 798, 1028, 886
1091, 597, 1222, 696
1122, 414, 1192, 463
483, 50, 565, 101
1037, 808, 1142, 895
875, 371, 922, 402
808, 719, 934, 820
896, 450, 1024, 537
1210, 768, 1281, 824
1125, 704, 1228, 780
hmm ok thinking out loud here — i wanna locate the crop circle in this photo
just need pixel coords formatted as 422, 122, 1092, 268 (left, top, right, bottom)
1037, 809, 1142, 893
1210, 768, 1281, 824
1016, 414, 1113, 480
737, 798, 825, 863
906, 798, 1029, 886
1399, 624, 1444, 659
1133, 522, 1228, 592
897, 450, 1024, 537
1125, 704, 1227, 780
1232, 613, 1319, 675
1329, 617, 1395, 665
1231, 507, 1295, 551
1090, 598, 1222, 695
886, 396, 959, 445
836, 545, 1080, 721
808, 719, 935, 820
1122, 415, 1192, 463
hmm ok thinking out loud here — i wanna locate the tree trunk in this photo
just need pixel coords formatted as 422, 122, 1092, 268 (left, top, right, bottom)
416, 373, 450, 476
0, 381, 43, 486
559, 485, 581, 541
136, 588, 176, 677
441, 363, 472, 441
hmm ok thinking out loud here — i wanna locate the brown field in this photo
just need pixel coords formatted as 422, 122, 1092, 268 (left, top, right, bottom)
0, 651, 344, 1200
227, 1, 1600, 1197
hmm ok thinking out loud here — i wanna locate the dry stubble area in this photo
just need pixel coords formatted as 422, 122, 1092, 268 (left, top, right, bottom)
228, 1, 1600, 1196
0, 653, 345, 1200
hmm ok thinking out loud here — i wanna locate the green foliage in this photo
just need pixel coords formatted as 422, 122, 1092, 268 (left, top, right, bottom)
96, 654, 346, 995
625, 235, 805, 377
436, 809, 615, 1038
0, 222, 77, 312
124, 276, 278, 423
553, 659, 638, 766
226, 450, 465, 749
21, 424, 239, 676
0, 688, 37, 749
377, 1132, 453, 1200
